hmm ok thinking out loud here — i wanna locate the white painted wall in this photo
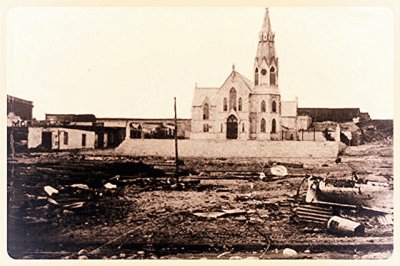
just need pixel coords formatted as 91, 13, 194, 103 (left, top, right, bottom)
297, 115, 312, 130
28, 127, 95, 150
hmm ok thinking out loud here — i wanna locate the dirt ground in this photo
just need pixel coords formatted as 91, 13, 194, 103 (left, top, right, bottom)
6, 141, 393, 259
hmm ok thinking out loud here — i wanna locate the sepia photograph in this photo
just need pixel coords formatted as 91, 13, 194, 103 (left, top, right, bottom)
4, 0, 397, 261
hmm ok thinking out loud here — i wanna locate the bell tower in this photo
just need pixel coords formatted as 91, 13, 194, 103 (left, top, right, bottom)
250, 8, 281, 140
254, 8, 279, 88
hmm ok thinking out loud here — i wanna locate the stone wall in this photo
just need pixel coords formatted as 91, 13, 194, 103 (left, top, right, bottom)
115, 139, 339, 158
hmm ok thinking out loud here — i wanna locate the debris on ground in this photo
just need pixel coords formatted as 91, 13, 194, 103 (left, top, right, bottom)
293, 204, 333, 225
104, 182, 117, 189
70, 184, 90, 190
47, 198, 59, 205
327, 216, 364, 236
259, 172, 266, 180
44, 185, 59, 196
193, 212, 226, 219
193, 209, 248, 219
293, 171, 392, 237
6, 139, 393, 259
270, 165, 288, 177
282, 248, 297, 257
305, 175, 392, 213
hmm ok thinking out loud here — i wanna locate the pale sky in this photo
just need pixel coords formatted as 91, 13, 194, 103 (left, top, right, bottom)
6, 6, 394, 119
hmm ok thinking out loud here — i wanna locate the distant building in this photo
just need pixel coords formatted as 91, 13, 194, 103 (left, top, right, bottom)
32, 114, 191, 149
190, 8, 369, 141
45, 114, 96, 125
7, 95, 33, 127
297, 108, 369, 123
7, 95, 34, 154
191, 9, 302, 140
28, 127, 95, 150
96, 118, 191, 140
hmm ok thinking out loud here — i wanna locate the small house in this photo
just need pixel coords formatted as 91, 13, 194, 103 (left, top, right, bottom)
28, 127, 95, 151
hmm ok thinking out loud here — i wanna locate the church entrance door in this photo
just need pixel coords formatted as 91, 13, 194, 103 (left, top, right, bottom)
226, 115, 238, 139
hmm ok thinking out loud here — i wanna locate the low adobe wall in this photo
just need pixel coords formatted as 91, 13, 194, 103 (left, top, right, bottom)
28, 127, 95, 150
115, 139, 339, 158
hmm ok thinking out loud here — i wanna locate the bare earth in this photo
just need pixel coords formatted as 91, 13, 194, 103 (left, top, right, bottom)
7, 141, 393, 259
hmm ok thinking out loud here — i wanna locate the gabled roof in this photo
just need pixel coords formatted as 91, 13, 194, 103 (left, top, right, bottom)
192, 87, 218, 107
192, 69, 254, 108
234, 71, 254, 92
220, 70, 254, 93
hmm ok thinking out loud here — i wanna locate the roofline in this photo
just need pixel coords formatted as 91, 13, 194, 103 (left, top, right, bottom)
29, 125, 96, 131
45, 113, 96, 116
96, 117, 191, 121
220, 70, 253, 92
298, 107, 361, 111
7, 95, 33, 105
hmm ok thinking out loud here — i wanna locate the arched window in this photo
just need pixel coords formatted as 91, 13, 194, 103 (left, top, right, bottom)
223, 98, 227, 111
229, 88, 237, 111
238, 97, 242, 111
271, 119, 276, 133
250, 118, 256, 134
203, 103, 209, 120
272, 100, 277, 113
261, 100, 266, 112
255, 68, 259, 85
270, 66, 276, 85
242, 123, 245, 132
261, 118, 266, 133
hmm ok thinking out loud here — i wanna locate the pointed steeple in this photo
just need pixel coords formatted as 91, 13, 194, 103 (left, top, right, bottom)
254, 8, 278, 87
256, 8, 276, 63
261, 8, 271, 33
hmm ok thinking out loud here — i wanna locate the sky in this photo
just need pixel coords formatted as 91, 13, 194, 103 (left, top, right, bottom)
6, 6, 395, 119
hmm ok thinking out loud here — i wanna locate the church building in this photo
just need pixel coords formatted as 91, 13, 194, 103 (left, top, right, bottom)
191, 8, 309, 140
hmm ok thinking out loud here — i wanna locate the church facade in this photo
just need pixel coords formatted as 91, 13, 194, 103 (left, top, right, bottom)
191, 8, 308, 140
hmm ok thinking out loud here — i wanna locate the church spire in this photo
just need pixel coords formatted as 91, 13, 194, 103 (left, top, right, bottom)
261, 8, 271, 33
256, 8, 275, 61
254, 8, 278, 87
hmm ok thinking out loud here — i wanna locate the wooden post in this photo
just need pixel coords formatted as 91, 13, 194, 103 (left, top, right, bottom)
10, 128, 15, 160
313, 127, 316, 141
174, 97, 179, 186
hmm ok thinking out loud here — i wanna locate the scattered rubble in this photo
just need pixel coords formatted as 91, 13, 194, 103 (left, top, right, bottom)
305, 175, 392, 213
193, 209, 248, 219
104, 183, 117, 189
293, 173, 392, 238
358, 120, 393, 144
193, 212, 226, 219
7, 139, 393, 259
70, 184, 90, 190
270, 165, 288, 177
282, 248, 297, 257
44, 185, 59, 196
327, 216, 364, 236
